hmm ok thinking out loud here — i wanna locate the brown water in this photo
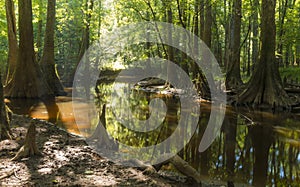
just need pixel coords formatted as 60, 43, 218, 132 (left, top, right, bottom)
7, 86, 300, 186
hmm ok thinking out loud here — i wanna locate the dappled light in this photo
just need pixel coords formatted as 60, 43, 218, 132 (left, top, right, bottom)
0, 0, 299, 186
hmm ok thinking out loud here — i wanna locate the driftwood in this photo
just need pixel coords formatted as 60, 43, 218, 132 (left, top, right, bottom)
124, 154, 202, 183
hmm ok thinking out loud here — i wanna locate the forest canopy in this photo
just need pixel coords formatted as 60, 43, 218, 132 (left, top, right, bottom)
0, 0, 299, 107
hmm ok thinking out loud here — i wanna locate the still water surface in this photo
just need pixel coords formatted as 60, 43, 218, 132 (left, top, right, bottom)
7, 85, 300, 186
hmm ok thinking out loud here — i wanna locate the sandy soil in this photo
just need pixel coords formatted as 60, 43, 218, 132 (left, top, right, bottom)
0, 115, 197, 186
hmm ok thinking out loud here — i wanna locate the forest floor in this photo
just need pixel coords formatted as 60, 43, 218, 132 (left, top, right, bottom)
0, 114, 202, 186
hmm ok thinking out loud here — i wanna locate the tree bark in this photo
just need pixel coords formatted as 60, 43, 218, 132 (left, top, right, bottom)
40, 0, 66, 96
238, 0, 291, 108
277, 0, 288, 66
203, 2, 212, 48
12, 120, 41, 160
36, 0, 43, 61
0, 74, 11, 140
5, 0, 53, 98
251, 0, 259, 75
5, 0, 18, 84
225, 0, 243, 89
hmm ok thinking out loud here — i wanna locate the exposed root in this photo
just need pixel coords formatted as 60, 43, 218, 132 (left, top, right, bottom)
11, 121, 41, 161
0, 169, 14, 180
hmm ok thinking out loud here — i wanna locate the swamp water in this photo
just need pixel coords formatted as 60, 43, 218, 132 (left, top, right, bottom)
7, 82, 300, 186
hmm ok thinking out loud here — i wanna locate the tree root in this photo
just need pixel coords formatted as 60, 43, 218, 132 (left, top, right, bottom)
11, 121, 41, 161
169, 155, 202, 183
0, 169, 14, 180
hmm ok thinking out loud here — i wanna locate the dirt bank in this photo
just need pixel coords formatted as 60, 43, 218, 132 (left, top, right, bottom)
0, 115, 197, 186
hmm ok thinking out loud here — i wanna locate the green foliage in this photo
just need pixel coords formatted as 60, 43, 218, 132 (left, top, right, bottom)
279, 66, 300, 81
0, 0, 8, 74
0, 0, 298, 85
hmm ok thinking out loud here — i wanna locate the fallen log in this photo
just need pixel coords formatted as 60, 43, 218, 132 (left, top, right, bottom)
284, 87, 300, 93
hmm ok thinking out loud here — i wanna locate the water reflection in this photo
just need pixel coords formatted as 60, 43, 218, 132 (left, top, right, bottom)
7, 82, 300, 186
7, 96, 80, 134
95, 82, 300, 185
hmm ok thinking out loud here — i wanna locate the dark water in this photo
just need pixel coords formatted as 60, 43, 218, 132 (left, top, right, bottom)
7, 84, 300, 186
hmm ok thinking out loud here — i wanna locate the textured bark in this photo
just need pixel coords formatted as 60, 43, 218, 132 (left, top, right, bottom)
238, 0, 291, 108
277, 0, 288, 66
0, 75, 11, 140
5, 0, 18, 84
251, 0, 259, 75
225, 0, 243, 89
36, 0, 43, 61
40, 0, 66, 96
203, 2, 212, 48
166, 4, 175, 87
12, 121, 41, 161
5, 0, 53, 98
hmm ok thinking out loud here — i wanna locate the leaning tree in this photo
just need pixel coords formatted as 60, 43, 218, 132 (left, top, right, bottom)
238, 0, 291, 108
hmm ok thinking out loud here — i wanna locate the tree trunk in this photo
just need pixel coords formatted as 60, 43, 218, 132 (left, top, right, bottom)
40, 0, 66, 96
166, 5, 175, 86
238, 0, 291, 108
277, 0, 288, 66
70, 0, 93, 90
225, 0, 243, 89
36, 0, 43, 62
203, 2, 212, 48
5, 0, 18, 84
251, 0, 259, 74
5, 0, 53, 98
0, 74, 11, 140
12, 120, 41, 160
199, 0, 205, 39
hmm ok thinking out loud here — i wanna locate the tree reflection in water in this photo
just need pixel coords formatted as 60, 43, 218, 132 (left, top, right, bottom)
7, 83, 300, 186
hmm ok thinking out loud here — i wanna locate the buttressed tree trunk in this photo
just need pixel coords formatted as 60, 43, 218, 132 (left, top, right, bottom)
5, 0, 18, 84
238, 0, 291, 108
5, 0, 53, 98
40, 0, 66, 96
